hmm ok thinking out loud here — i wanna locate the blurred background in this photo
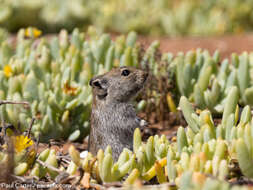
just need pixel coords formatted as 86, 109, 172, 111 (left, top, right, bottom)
0, 0, 253, 36
1, 0, 253, 57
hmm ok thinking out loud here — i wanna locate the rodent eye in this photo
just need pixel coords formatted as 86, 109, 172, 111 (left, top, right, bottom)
121, 69, 130, 76
93, 81, 101, 87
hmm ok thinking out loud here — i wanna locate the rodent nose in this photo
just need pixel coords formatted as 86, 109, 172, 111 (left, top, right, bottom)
89, 78, 96, 86
89, 78, 94, 86
89, 78, 102, 88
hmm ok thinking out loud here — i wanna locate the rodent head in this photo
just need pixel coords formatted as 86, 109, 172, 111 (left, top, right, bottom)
89, 66, 148, 104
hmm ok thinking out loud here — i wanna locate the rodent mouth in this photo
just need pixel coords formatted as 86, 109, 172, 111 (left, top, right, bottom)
97, 92, 108, 99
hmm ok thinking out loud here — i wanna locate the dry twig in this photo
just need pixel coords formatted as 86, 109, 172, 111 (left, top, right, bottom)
27, 117, 36, 138
37, 159, 64, 174
0, 100, 30, 108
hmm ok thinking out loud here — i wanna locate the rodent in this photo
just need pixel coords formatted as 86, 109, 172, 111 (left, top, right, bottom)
88, 66, 148, 160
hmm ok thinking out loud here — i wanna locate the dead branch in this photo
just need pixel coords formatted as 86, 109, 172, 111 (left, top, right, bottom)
37, 159, 64, 174
27, 117, 36, 138
90, 183, 107, 190
0, 100, 30, 109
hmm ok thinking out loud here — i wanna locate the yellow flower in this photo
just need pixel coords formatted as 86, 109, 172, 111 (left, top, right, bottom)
3, 64, 13, 77
196, 109, 202, 114
63, 82, 78, 96
25, 27, 42, 38
14, 135, 34, 153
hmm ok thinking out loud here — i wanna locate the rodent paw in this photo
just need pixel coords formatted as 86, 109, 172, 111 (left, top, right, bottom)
136, 118, 148, 128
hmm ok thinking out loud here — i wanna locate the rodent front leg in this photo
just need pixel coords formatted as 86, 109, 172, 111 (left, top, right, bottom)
136, 117, 148, 129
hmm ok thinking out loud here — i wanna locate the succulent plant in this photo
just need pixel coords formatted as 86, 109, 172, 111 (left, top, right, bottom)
168, 49, 253, 114
1, 0, 253, 36
63, 86, 253, 186
0, 27, 149, 142
2, 85, 253, 190
179, 171, 250, 190
2, 27, 253, 189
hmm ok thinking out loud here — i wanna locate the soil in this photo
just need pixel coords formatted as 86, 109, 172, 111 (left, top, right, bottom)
138, 33, 253, 59
10, 32, 253, 58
